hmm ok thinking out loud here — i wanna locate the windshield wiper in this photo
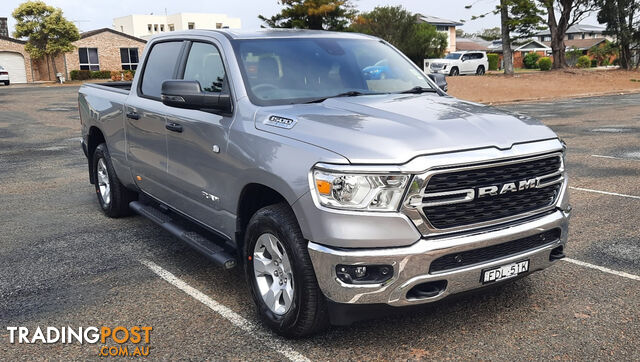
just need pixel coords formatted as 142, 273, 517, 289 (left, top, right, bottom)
399, 86, 438, 94
304, 91, 376, 104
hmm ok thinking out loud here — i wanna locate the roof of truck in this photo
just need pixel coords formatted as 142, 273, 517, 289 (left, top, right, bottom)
150, 29, 378, 41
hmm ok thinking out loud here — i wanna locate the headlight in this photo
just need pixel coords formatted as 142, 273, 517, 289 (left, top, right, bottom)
312, 170, 409, 211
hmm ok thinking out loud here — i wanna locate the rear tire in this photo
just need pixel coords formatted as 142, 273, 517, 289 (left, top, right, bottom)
449, 67, 459, 76
92, 143, 137, 218
476, 65, 486, 75
3, 81, 8, 86
244, 203, 329, 337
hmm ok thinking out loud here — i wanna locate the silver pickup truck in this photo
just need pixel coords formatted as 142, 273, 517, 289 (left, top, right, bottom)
79, 29, 571, 337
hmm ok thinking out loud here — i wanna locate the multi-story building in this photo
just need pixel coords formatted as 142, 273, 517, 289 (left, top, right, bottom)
416, 14, 463, 54
0, 17, 9, 38
113, 13, 242, 40
536, 24, 614, 42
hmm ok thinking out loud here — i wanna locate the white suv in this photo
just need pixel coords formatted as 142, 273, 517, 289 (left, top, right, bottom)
424, 51, 488, 76
0, 66, 9, 86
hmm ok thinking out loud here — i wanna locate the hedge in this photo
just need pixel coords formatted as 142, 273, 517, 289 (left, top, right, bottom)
576, 55, 591, 68
70, 70, 117, 80
487, 53, 499, 71
523, 52, 541, 69
110, 70, 136, 81
537, 57, 552, 71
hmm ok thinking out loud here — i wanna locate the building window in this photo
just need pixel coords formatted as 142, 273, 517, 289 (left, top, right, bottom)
78, 48, 99, 71
154, 24, 158, 32
435, 25, 448, 32
160, 24, 165, 31
581, 33, 585, 39
148, 24, 152, 33
120, 48, 139, 70
568, 34, 575, 40
188, 22, 195, 30
169, 24, 175, 31
216, 23, 223, 29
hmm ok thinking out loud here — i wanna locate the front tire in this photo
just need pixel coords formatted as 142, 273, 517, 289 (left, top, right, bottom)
244, 203, 329, 337
92, 143, 137, 217
449, 67, 459, 76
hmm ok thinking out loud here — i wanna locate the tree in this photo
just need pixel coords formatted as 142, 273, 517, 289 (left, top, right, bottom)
595, 0, 639, 69
12, 1, 79, 78
537, 0, 598, 69
477, 27, 503, 40
467, 1, 544, 75
259, 0, 356, 30
350, 6, 448, 65
588, 40, 618, 65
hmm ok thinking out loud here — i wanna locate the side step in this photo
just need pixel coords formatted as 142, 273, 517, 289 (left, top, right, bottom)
129, 201, 237, 270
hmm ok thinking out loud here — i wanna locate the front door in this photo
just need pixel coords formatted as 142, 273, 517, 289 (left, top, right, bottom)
164, 41, 235, 238
125, 40, 184, 200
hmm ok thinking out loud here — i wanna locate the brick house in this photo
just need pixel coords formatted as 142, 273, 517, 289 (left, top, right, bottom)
0, 28, 145, 83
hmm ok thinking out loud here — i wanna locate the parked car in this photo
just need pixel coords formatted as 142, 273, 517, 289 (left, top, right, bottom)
78, 30, 570, 337
364, 59, 448, 92
0, 66, 9, 85
425, 51, 489, 76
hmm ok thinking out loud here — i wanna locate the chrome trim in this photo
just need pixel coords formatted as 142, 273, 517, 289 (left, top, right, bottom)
402, 152, 565, 236
307, 209, 570, 306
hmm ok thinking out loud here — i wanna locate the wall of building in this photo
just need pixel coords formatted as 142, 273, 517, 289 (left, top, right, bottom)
64, 31, 146, 78
0, 37, 34, 83
448, 27, 456, 53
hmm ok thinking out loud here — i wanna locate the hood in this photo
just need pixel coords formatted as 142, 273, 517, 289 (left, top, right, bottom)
254, 94, 558, 164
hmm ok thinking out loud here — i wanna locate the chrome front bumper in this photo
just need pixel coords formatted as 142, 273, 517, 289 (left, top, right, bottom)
308, 209, 570, 307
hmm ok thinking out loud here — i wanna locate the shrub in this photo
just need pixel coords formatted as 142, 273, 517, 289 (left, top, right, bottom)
70, 70, 91, 80
110, 70, 135, 81
576, 55, 591, 68
591, 59, 598, 67
612, 58, 619, 66
90, 70, 111, 79
602, 59, 610, 66
537, 57, 552, 71
487, 53, 499, 71
523, 52, 541, 69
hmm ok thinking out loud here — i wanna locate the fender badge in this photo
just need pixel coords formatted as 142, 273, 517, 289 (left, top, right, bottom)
264, 115, 297, 129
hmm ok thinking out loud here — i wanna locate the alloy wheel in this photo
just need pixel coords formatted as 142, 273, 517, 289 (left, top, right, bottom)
253, 233, 294, 315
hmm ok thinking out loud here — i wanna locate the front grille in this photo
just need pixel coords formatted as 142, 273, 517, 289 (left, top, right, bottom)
422, 155, 562, 229
429, 229, 561, 273
430, 63, 445, 70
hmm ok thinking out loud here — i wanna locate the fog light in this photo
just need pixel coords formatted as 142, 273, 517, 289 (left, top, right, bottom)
336, 264, 393, 285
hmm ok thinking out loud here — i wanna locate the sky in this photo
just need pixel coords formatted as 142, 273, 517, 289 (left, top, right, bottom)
2, 0, 601, 36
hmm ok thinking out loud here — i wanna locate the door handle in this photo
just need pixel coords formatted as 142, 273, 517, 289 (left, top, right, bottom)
166, 122, 183, 133
126, 111, 140, 120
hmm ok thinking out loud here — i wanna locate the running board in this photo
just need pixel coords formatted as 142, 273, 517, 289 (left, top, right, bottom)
129, 201, 237, 270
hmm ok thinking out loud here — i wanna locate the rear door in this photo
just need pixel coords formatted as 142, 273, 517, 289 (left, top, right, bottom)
163, 40, 235, 237
125, 40, 185, 200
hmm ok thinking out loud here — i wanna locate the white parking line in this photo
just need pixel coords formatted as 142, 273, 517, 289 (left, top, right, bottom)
563, 258, 640, 282
569, 186, 640, 200
591, 154, 640, 162
140, 259, 310, 362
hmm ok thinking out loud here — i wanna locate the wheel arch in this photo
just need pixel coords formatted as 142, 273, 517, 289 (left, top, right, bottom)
87, 126, 106, 184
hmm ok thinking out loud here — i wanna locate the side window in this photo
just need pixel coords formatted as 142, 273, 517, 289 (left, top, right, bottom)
183, 42, 226, 93
140, 41, 183, 98
461, 54, 469, 61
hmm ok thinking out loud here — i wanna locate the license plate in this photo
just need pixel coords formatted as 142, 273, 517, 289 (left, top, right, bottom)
481, 260, 529, 284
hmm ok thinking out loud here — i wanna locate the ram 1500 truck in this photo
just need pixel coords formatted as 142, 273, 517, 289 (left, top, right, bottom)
79, 30, 571, 337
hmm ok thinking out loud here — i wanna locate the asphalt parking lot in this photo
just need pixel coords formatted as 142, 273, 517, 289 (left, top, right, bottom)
1, 86, 638, 360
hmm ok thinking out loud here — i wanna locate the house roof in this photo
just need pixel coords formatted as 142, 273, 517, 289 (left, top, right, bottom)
542, 38, 608, 50
537, 24, 605, 36
0, 35, 26, 45
515, 40, 551, 51
416, 14, 463, 27
456, 37, 492, 51
81, 28, 146, 43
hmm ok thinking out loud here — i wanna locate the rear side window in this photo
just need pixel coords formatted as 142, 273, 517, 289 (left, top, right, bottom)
183, 42, 226, 93
140, 41, 183, 98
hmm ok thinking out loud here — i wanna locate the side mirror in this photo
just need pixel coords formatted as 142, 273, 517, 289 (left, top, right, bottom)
427, 73, 448, 92
161, 80, 231, 113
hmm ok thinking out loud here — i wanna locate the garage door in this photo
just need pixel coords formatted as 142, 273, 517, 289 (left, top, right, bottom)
0, 51, 27, 83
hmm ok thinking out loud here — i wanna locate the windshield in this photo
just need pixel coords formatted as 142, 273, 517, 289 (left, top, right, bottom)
445, 53, 462, 60
233, 38, 434, 106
